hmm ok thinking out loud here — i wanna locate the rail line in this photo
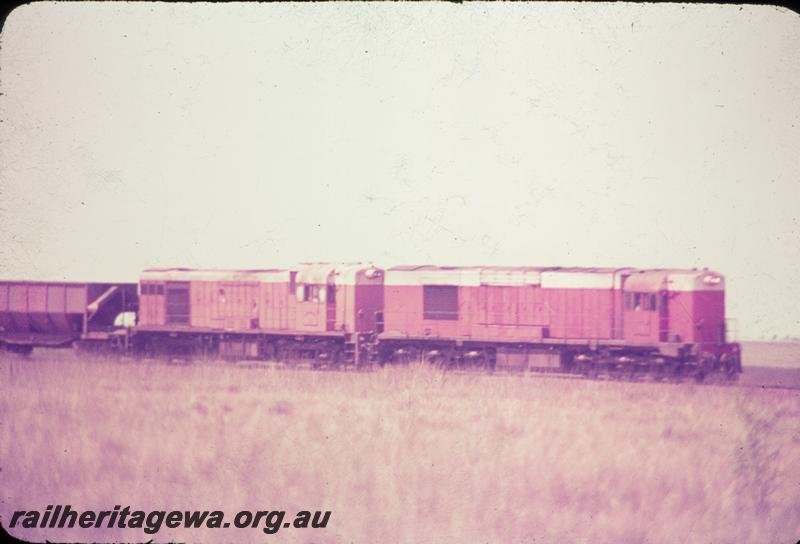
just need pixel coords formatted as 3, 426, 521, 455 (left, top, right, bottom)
77, 353, 800, 391
4, 349, 797, 391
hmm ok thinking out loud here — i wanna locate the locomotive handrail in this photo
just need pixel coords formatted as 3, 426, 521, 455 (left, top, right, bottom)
380, 310, 620, 340
378, 309, 735, 346
725, 318, 739, 342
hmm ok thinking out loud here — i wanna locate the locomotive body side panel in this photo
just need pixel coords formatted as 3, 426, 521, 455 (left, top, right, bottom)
353, 282, 384, 333
292, 264, 384, 334
138, 281, 165, 326
668, 290, 726, 346
623, 271, 671, 345
293, 264, 335, 334
139, 269, 288, 331
623, 269, 728, 349
383, 267, 619, 343
259, 280, 290, 331
0, 284, 10, 333
540, 270, 616, 341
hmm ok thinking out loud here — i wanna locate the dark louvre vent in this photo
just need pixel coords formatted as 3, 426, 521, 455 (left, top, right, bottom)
165, 282, 190, 325
423, 285, 458, 321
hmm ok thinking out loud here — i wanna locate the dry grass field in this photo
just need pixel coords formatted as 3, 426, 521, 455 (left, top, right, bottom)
741, 340, 800, 368
2, 348, 800, 544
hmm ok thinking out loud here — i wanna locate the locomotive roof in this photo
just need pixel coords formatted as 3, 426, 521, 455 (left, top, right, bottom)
140, 265, 384, 285
623, 269, 725, 292
385, 265, 629, 288
384, 265, 724, 290
387, 265, 623, 272
139, 265, 725, 291
295, 263, 383, 285
141, 268, 291, 282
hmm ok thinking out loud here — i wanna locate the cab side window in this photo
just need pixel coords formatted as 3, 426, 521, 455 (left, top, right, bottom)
625, 292, 657, 311
295, 284, 327, 303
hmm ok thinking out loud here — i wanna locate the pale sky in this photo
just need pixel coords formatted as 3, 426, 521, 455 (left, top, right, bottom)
0, 3, 798, 340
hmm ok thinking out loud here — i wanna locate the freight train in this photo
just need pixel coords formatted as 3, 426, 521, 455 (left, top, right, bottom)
0, 263, 742, 381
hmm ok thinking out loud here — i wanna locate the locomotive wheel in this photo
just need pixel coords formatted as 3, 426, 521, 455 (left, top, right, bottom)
424, 350, 445, 368
429, 356, 446, 369
579, 361, 598, 379
693, 370, 706, 384
330, 348, 344, 370
721, 355, 739, 382
473, 359, 494, 372
693, 357, 708, 382
694, 353, 715, 383
655, 361, 675, 381
259, 342, 277, 363
396, 348, 419, 366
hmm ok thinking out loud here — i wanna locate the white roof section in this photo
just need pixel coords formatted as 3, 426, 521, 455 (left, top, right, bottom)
479, 268, 542, 286
385, 265, 483, 286
295, 264, 336, 285
386, 266, 625, 288
333, 264, 384, 285
623, 269, 725, 292
540, 269, 617, 289
141, 268, 290, 283
623, 271, 669, 292
140, 265, 725, 292
295, 263, 383, 286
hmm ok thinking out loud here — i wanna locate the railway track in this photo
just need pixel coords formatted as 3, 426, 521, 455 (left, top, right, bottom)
91, 353, 800, 391
3, 350, 798, 391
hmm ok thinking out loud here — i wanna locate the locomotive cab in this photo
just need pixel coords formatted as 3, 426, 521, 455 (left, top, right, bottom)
294, 263, 384, 334
622, 269, 740, 374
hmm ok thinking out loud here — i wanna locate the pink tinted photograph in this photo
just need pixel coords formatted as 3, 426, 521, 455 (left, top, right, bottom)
1, 3, 799, 543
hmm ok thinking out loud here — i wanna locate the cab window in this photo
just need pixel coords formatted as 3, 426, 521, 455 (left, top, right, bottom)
296, 284, 325, 302
625, 292, 657, 311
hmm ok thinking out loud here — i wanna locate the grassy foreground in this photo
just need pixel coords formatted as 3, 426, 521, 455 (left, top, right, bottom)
1, 353, 799, 544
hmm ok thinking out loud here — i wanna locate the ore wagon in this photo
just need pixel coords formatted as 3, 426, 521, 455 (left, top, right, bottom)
0, 280, 137, 354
